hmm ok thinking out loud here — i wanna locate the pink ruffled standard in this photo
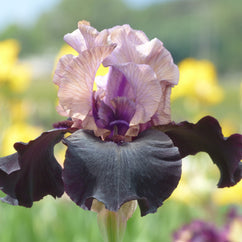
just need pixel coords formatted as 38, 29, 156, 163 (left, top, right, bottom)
54, 21, 179, 138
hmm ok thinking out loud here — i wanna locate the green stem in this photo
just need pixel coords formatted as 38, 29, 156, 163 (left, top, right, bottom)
98, 210, 125, 242
93, 200, 137, 242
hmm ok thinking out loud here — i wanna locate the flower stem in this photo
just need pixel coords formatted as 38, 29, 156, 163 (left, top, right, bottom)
93, 200, 137, 242
97, 210, 125, 242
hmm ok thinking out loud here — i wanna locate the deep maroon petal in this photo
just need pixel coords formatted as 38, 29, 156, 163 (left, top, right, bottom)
0, 153, 20, 203
0, 129, 71, 207
52, 119, 74, 129
62, 129, 181, 216
156, 116, 242, 188
0, 153, 20, 174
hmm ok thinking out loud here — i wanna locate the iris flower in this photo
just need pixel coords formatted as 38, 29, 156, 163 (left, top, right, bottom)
173, 208, 242, 242
0, 21, 241, 220
173, 220, 227, 242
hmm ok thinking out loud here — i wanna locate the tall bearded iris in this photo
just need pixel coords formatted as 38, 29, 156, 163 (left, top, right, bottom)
0, 21, 241, 240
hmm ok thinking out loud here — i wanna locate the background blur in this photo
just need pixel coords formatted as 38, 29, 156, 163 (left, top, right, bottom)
0, 0, 241, 241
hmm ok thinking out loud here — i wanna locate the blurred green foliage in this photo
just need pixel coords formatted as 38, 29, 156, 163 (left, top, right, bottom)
1, 0, 242, 74
0, 193, 237, 242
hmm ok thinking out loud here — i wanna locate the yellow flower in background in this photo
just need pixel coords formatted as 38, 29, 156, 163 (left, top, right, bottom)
212, 181, 242, 205
220, 119, 238, 137
170, 155, 216, 204
9, 100, 31, 122
0, 39, 20, 81
8, 63, 31, 92
0, 39, 31, 93
54, 44, 79, 63
1, 123, 43, 156
0, 100, 30, 129
171, 58, 224, 105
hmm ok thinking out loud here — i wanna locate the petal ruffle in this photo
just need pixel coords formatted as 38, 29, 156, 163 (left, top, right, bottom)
136, 38, 179, 85
57, 45, 116, 120
156, 116, 242, 188
0, 129, 71, 207
108, 24, 149, 46
103, 28, 179, 86
62, 129, 181, 216
64, 21, 109, 54
64, 29, 86, 54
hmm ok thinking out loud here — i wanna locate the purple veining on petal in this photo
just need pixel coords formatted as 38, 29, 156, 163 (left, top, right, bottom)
104, 63, 161, 128
111, 97, 136, 125
105, 67, 133, 102
109, 120, 130, 136
117, 74, 128, 97
93, 97, 114, 129
93, 95, 136, 137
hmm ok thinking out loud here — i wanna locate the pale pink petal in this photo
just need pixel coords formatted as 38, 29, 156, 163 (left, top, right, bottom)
104, 35, 179, 86
64, 29, 86, 53
77, 21, 99, 49
53, 54, 74, 86
151, 84, 172, 125
72, 114, 97, 130
106, 63, 161, 125
108, 24, 149, 45
64, 22, 109, 54
103, 24, 179, 87
78, 21, 109, 49
125, 125, 140, 137
103, 25, 149, 66
95, 29, 109, 46
57, 44, 116, 120
95, 74, 109, 90
137, 38, 179, 85
56, 103, 70, 117
103, 36, 137, 65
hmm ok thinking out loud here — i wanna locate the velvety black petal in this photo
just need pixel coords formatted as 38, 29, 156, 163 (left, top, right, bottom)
156, 116, 242, 188
0, 129, 71, 207
62, 129, 181, 216
0, 153, 20, 174
0, 153, 20, 203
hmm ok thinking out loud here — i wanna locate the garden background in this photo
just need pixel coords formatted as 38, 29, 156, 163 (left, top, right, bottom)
0, 0, 241, 241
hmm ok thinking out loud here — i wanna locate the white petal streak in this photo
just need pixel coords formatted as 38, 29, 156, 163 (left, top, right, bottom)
57, 45, 116, 120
